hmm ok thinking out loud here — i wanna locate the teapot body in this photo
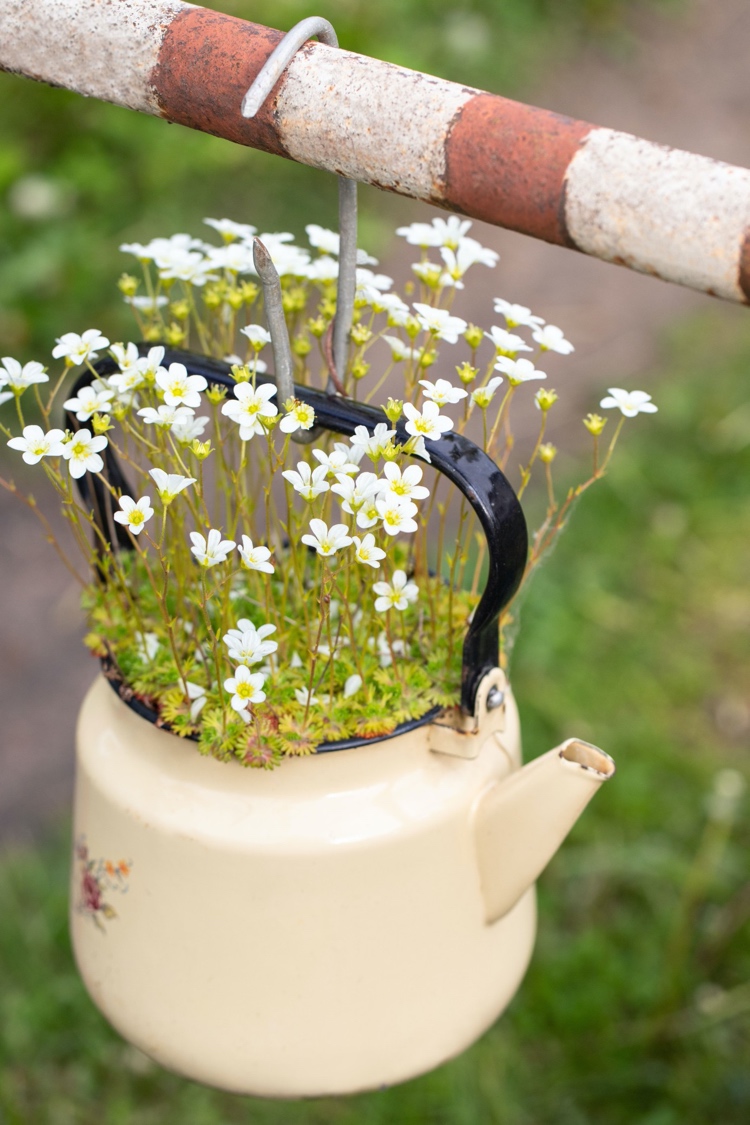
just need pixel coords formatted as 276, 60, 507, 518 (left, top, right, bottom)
71, 674, 535, 1098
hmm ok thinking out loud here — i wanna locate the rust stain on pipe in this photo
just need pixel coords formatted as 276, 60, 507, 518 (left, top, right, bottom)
151, 8, 288, 158
443, 94, 592, 246
740, 229, 750, 304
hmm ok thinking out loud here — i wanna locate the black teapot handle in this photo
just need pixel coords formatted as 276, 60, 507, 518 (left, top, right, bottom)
68, 346, 528, 715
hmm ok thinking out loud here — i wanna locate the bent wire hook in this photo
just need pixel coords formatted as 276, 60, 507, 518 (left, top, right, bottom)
242, 17, 357, 399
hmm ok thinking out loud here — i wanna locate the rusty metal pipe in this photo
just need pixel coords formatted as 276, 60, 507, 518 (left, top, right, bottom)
1, 0, 749, 304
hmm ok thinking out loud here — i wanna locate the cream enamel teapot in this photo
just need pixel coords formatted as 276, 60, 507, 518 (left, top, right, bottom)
70, 348, 615, 1098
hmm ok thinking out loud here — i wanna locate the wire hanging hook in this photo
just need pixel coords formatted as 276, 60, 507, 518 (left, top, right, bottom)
242, 17, 357, 395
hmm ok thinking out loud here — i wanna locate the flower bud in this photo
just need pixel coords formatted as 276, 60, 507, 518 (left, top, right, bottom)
169, 299, 190, 322
111, 401, 128, 421
307, 315, 327, 338
118, 273, 139, 297
191, 439, 213, 461
583, 412, 607, 436
538, 442, 557, 463
319, 298, 336, 320
206, 384, 228, 405
384, 397, 403, 422
203, 285, 223, 310
239, 281, 259, 305
144, 325, 162, 343
404, 315, 422, 340
381, 440, 400, 462
231, 364, 251, 383
418, 349, 436, 369
464, 323, 484, 350
535, 388, 558, 412
351, 323, 372, 346
456, 361, 478, 385
292, 334, 312, 358
226, 287, 244, 311
351, 359, 370, 381
91, 413, 113, 435
164, 323, 186, 347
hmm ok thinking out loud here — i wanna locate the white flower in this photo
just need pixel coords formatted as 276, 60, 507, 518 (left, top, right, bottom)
280, 399, 316, 434
494, 357, 547, 385
63, 382, 114, 421
155, 362, 208, 408
306, 223, 340, 255
301, 518, 353, 557
135, 345, 167, 383
532, 324, 574, 355
61, 429, 108, 479
204, 217, 257, 241
149, 467, 196, 503
493, 299, 544, 330
376, 496, 419, 536
439, 237, 498, 283
311, 446, 359, 477
224, 665, 266, 717
360, 291, 409, 324
121, 233, 203, 262
403, 400, 454, 441
224, 620, 278, 665
352, 534, 386, 568
373, 630, 406, 667
110, 342, 140, 369
113, 495, 154, 536
383, 335, 420, 363
407, 434, 431, 463
135, 631, 159, 662
418, 378, 467, 407
221, 382, 278, 440
237, 535, 274, 573
343, 674, 363, 698
184, 680, 207, 722
294, 686, 319, 707
350, 423, 395, 462
138, 404, 195, 428
157, 249, 216, 286
240, 324, 272, 350
281, 461, 330, 502
471, 376, 504, 408
599, 388, 658, 417
0, 356, 48, 392
124, 295, 169, 311
397, 216, 472, 249
304, 255, 339, 283
412, 302, 467, 343
380, 461, 430, 502
355, 267, 393, 292
411, 260, 446, 288
485, 326, 532, 355
7, 425, 66, 464
189, 529, 236, 567
331, 470, 382, 516
171, 414, 209, 443
373, 569, 419, 612
52, 329, 109, 365
206, 243, 256, 273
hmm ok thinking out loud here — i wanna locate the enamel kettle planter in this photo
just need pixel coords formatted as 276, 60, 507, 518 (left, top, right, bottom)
69, 349, 616, 1098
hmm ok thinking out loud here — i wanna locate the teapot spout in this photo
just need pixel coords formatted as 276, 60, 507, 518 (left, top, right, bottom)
474, 739, 615, 924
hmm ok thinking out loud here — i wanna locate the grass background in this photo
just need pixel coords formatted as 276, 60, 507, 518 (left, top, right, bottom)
1, 0, 749, 1121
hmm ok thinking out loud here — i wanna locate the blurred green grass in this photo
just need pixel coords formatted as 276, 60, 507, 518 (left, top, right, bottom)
1, 307, 748, 1123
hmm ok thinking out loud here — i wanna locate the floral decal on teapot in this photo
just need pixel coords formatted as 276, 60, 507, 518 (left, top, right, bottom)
75, 836, 132, 931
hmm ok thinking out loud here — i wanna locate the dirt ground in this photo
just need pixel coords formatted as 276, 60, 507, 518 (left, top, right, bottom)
1, 0, 749, 844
